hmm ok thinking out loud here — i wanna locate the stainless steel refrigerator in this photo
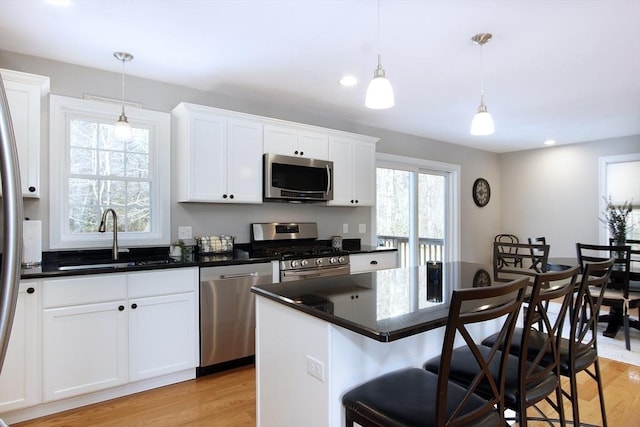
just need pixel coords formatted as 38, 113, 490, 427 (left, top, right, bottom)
0, 75, 25, 427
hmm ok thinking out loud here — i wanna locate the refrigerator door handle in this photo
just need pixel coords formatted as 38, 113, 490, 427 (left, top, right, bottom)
0, 75, 24, 386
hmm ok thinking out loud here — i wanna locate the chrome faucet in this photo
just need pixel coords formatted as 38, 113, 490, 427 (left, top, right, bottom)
99, 208, 120, 260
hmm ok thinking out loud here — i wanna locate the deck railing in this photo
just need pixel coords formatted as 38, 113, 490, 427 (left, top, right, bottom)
376, 235, 444, 267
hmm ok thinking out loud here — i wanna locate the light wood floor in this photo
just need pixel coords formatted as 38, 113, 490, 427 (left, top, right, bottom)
13, 358, 640, 427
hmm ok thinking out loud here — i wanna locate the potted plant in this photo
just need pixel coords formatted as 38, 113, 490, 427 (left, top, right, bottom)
600, 196, 633, 245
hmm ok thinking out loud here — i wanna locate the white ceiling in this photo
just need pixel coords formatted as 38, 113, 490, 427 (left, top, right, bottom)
1, 0, 639, 153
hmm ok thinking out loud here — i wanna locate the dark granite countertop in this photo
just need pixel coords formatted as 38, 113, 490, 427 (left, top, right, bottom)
251, 262, 498, 342
20, 244, 397, 279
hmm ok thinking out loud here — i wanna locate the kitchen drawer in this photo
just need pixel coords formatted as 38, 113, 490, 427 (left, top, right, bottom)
128, 267, 198, 298
42, 274, 127, 308
350, 251, 398, 274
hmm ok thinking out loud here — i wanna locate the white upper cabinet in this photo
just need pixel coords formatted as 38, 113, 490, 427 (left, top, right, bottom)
328, 136, 377, 206
172, 103, 263, 203
172, 102, 378, 205
264, 124, 329, 160
0, 69, 49, 198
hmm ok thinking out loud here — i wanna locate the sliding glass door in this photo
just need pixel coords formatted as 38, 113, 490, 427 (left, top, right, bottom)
376, 155, 456, 267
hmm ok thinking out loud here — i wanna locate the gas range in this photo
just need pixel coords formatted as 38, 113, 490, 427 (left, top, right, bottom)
250, 222, 351, 282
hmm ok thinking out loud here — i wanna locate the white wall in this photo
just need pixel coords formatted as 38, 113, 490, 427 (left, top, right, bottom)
7, 49, 616, 265
499, 135, 640, 258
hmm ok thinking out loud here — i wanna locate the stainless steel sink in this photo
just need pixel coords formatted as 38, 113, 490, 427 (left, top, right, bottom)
57, 262, 134, 271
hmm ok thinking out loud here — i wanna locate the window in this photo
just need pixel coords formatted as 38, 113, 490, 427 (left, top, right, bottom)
599, 153, 640, 242
375, 153, 460, 267
50, 95, 170, 249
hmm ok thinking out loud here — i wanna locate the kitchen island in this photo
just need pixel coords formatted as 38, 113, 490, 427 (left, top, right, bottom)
251, 262, 509, 427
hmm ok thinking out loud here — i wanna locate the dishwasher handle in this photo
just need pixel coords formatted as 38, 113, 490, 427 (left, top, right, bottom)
220, 272, 260, 279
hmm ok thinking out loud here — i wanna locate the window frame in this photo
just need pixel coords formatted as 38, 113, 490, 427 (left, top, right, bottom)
49, 95, 171, 249
374, 153, 460, 265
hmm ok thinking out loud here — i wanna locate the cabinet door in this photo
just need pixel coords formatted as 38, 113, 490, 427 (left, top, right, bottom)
264, 125, 298, 156
0, 69, 49, 198
227, 118, 263, 203
328, 137, 376, 206
43, 301, 128, 401
0, 281, 41, 411
351, 141, 376, 206
298, 130, 329, 160
129, 292, 197, 382
327, 137, 354, 206
184, 112, 228, 201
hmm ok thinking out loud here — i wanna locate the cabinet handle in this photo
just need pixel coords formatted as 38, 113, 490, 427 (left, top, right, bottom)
131, 303, 138, 309
351, 295, 355, 300
27, 287, 35, 294
354, 200, 359, 204
229, 194, 234, 199
350, 200, 354, 204
222, 194, 228, 199
28, 186, 36, 193
118, 305, 125, 311
370, 260, 378, 265
299, 151, 304, 156
294, 150, 299, 155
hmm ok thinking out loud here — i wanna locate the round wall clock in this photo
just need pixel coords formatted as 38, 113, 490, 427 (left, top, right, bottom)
472, 178, 491, 207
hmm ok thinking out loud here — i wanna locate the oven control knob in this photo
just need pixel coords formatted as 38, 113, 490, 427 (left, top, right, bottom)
315, 258, 323, 266
329, 257, 337, 264
301, 259, 309, 267
338, 256, 346, 264
291, 260, 299, 268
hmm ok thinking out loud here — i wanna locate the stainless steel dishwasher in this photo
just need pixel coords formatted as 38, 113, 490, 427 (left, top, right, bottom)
199, 262, 274, 374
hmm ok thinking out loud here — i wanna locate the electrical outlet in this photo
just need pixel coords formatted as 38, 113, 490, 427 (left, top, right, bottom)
178, 226, 192, 240
306, 355, 325, 382
359, 224, 366, 233
343, 223, 349, 234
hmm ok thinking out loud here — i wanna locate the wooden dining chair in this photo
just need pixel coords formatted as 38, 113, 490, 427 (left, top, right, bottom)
342, 277, 529, 427
483, 256, 615, 427
427, 266, 580, 427
527, 236, 547, 271
493, 241, 550, 282
495, 234, 522, 267
578, 243, 639, 350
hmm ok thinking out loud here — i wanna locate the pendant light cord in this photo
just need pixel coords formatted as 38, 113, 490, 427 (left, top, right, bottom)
120, 58, 126, 116
376, 0, 381, 53
479, 42, 485, 101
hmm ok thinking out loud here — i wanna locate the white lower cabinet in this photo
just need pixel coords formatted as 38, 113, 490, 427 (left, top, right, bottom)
0, 280, 41, 412
42, 274, 128, 402
349, 251, 398, 274
128, 269, 198, 382
41, 268, 198, 403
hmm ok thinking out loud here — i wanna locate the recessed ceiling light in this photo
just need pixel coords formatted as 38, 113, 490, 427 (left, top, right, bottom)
544, 139, 556, 146
338, 75, 358, 87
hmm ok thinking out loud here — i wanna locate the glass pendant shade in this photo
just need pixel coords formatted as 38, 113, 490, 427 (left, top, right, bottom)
114, 113, 133, 141
470, 101, 494, 135
365, 56, 395, 109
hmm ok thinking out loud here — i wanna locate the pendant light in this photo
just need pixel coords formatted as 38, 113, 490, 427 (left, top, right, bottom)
113, 51, 133, 141
365, 0, 394, 109
470, 33, 494, 136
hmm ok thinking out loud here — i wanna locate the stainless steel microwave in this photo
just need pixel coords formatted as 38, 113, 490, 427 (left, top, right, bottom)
263, 153, 333, 202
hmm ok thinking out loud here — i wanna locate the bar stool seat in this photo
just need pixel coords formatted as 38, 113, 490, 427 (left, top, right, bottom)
342, 367, 502, 427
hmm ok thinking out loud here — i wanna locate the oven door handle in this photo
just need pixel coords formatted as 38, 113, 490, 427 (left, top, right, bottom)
282, 266, 350, 279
